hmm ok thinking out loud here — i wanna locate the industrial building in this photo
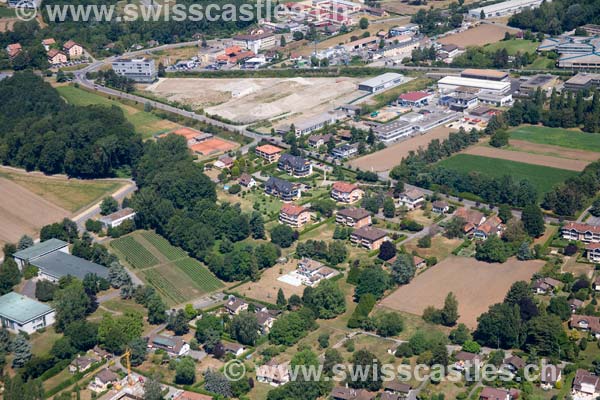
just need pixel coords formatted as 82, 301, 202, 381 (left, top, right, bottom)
538, 35, 600, 70
437, 76, 512, 94
518, 74, 560, 96
461, 69, 509, 82
232, 30, 276, 53
358, 73, 404, 93
374, 120, 415, 143
374, 110, 461, 143
292, 112, 341, 136
111, 57, 157, 83
565, 73, 600, 91
0, 292, 55, 334
469, 0, 548, 19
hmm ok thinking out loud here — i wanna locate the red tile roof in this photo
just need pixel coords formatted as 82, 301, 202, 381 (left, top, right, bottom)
399, 91, 430, 102
332, 181, 359, 194
563, 222, 600, 235
280, 203, 308, 216
256, 144, 283, 155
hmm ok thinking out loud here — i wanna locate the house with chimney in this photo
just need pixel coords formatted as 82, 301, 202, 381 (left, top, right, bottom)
279, 203, 311, 229
531, 277, 561, 295
224, 296, 249, 315
570, 314, 600, 338
573, 369, 600, 399
148, 335, 190, 357
396, 189, 425, 210
238, 173, 256, 188
473, 215, 505, 240
331, 181, 364, 204
454, 207, 486, 236
295, 258, 339, 286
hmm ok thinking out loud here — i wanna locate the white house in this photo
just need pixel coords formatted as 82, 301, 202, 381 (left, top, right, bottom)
99, 207, 136, 229
256, 362, 290, 386
0, 292, 55, 334
396, 189, 425, 210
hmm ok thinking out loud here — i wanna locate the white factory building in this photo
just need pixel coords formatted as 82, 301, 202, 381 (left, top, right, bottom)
111, 57, 157, 83
358, 73, 405, 93
469, 0, 549, 19
437, 76, 512, 95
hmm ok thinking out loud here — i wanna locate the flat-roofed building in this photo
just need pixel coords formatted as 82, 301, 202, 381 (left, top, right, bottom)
583, 24, 600, 36
559, 53, 600, 69
293, 113, 340, 136
358, 73, 404, 93
565, 73, 600, 91
469, 0, 548, 18
374, 119, 415, 143
0, 292, 55, 334
31, 252, 109, 282
518, 74, 559, 96
232, 30, 276, 53
111, 57, 157, 82
438, 76, 511, 94
13, 238, 69, 269
461, 69, 509, 81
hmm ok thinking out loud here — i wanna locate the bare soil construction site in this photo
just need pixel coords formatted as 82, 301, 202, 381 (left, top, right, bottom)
437, 24, 514, 47
145, 77, 363, 124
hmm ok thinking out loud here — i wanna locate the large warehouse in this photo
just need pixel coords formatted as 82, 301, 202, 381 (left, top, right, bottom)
437, 76, 512, 94
469, 0, 548, 19
358, 73, 405, 93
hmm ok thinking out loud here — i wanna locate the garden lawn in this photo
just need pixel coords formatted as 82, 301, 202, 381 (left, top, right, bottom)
437, 154, 577, 200
483, 39, 539, 55
509, 125, 600, 152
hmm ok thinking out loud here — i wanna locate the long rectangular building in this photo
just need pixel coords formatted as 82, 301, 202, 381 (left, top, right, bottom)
437, 76, 512, 94
469, 0, 549, 19
358, 73, 404, 93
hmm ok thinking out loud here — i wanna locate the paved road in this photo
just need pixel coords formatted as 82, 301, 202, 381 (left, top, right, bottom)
72, 179, 137, 229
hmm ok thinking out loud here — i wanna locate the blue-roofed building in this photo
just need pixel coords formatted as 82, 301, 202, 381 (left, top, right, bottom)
0, 292, 55, 334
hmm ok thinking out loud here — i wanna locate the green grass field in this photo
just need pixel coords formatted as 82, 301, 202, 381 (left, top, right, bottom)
0, 6, 16, 17
483, 39, 539, 55
110, 230, 223, 305
510, 125, 600, 152
437, 154, 577, 199
57, 85, 178, 139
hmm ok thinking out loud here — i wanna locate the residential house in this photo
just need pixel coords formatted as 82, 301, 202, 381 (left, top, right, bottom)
473, 216, 504, 240
531, 277, 561, 295
256, 361, 290, 386
225, 297, 249, 315
148, 335, 190, 357
503, 355, 525, 372
255, 144, 283, 163
383, 381, 412, 398
214, 155, 234, 170
69, 356, 96, 373
569, 298, 584, 313
396, 189, 425, 210
232, 30, 276, 53
99, 208, 136, 229
336, 208, 371, 228
350, 226, 389, 250
223, 342, 245, 357
6, 43, 22, 58
454, 207, 486, 236
265, 177, 301, 202
561, 222, 600, 243
42, 38, 56, 51
89, 368, 119, 393
63, 40, 84, 59
331, 182, 364, 204
277, 154, 312, 177
413, 255, 426, 269
570, 314, 600, 338
432, 200, 449, 214
479, 387, 514, 400
308, 133, 333, 148
586, 243, 600, 263
279, 203, 311, 229
296, 258, 338, 286
438, 44, 463, 62
330, 387, 376, 400
454, 351, 482, 371
573, 369, 600, 398
92, 345, 111, 359
540, 363, 562, 390
332, 143, 359, 159
239, 173, 256, 188
0, 292, 55, 334
255, 311, 277, 334
595, 276, 600, 291
47, 49, 67, 65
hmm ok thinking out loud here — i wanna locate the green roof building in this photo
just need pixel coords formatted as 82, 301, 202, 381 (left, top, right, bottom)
0, 292, 55, 334
12, 238, 69, 268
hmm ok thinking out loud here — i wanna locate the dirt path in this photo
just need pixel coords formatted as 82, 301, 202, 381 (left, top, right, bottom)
461, 145, 589, 171
509, 139, 600, 162
349, 126, 456, 172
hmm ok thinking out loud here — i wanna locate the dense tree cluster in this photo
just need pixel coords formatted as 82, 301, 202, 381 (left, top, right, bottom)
543, 161, 600, 216
296, 240, 348, 266
508, 0, 595, 34
411, 6, 463, 36
0, 73, 142, 177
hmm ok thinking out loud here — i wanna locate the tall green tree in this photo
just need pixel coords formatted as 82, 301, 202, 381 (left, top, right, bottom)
521, 204, 545, 238
441, 292, 459, 326
230, 312, 260, 346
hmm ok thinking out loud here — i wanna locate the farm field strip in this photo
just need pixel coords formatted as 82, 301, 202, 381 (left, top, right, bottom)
436, 154, 578, 199
461, 145, 589, 171
174, 258, 224, 292
509, 125, 600, 152
140, 231, 187, 261
110, 236, 160, 268
143, 268, 187, 305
